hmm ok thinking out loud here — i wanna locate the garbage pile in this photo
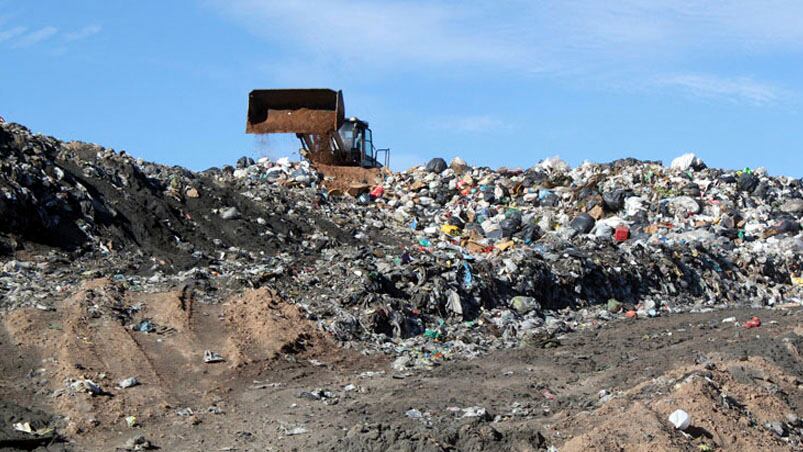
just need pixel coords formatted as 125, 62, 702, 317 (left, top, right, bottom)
2, 122, 802, 366
226, 155, 319, 187
0, 122, 317, 267
251, 154, 803, 367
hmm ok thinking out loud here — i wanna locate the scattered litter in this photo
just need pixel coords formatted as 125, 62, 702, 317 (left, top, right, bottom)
12, 422, 53, 436
69, 379, 102, 395
461, 406, 488, 418
281, 425, 308, 436
358, 371, 385, 379
744, 316, 762, 328
203, 350, 224, 363
133, 320, 155, 333
669, 409, 691, 430
123, 434, 154, 451
118, 377, 139, 389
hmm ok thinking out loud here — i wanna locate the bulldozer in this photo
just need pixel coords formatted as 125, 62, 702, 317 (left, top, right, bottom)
246, 88, 389, 169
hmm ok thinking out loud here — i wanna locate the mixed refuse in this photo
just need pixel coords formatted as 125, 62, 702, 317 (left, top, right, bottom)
2, 122, 803, 349
1, 122, 802, 450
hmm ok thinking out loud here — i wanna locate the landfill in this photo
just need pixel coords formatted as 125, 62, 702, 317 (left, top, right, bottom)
1, 121, 801, 451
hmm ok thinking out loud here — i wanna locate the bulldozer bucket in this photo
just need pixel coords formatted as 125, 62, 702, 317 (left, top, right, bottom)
246, 88, 345, 134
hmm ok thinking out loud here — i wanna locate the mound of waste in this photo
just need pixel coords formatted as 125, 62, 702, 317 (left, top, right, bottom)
1, 122, 802, 365
0, 123, 326, 268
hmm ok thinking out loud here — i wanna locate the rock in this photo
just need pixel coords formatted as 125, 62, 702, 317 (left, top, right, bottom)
219, 207, 241, 220
185, 187, 200, 198
123, 434, 154, 450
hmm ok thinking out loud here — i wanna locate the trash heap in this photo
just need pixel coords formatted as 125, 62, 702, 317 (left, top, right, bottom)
248, 154, 803, 368
227, 155, 319, 187
2, 122, 803, 368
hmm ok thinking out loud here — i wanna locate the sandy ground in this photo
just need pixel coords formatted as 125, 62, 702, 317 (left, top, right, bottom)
0, 281, 801, 451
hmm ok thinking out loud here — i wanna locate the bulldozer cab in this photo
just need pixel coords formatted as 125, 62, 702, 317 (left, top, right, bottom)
338, 118, 389, 168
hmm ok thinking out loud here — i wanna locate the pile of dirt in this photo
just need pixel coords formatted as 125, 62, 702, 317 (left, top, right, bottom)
224, 287, 326, 365
0, 282, 800, 450
2, 281, 333, 436
314, 163, 385, 193
560, 356, 802, 451
246, 108, 336, 135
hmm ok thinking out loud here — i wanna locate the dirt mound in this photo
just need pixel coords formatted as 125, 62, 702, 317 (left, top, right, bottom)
2, 281, 331, 435
561, 355, 802, 451
1, 297, 800, 450
247, 108, 336, 135
314, 163, 385, 193
224, 288, 323, 365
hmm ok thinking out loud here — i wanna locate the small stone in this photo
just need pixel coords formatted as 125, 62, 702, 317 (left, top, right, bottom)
219, 207, 240, 220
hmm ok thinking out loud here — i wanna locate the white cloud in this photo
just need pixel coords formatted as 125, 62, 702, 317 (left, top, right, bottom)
653, 74, 782, 105
210, 0, 802, 105
64, 24, 101, 42
513, 1, 803, 55
11, 26, 57, 48
212, 0, 803, 71
0, 25, 26, 43
209, 0, 531, 70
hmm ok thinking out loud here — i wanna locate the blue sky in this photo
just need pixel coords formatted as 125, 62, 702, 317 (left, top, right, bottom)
1, 1, 802, 176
